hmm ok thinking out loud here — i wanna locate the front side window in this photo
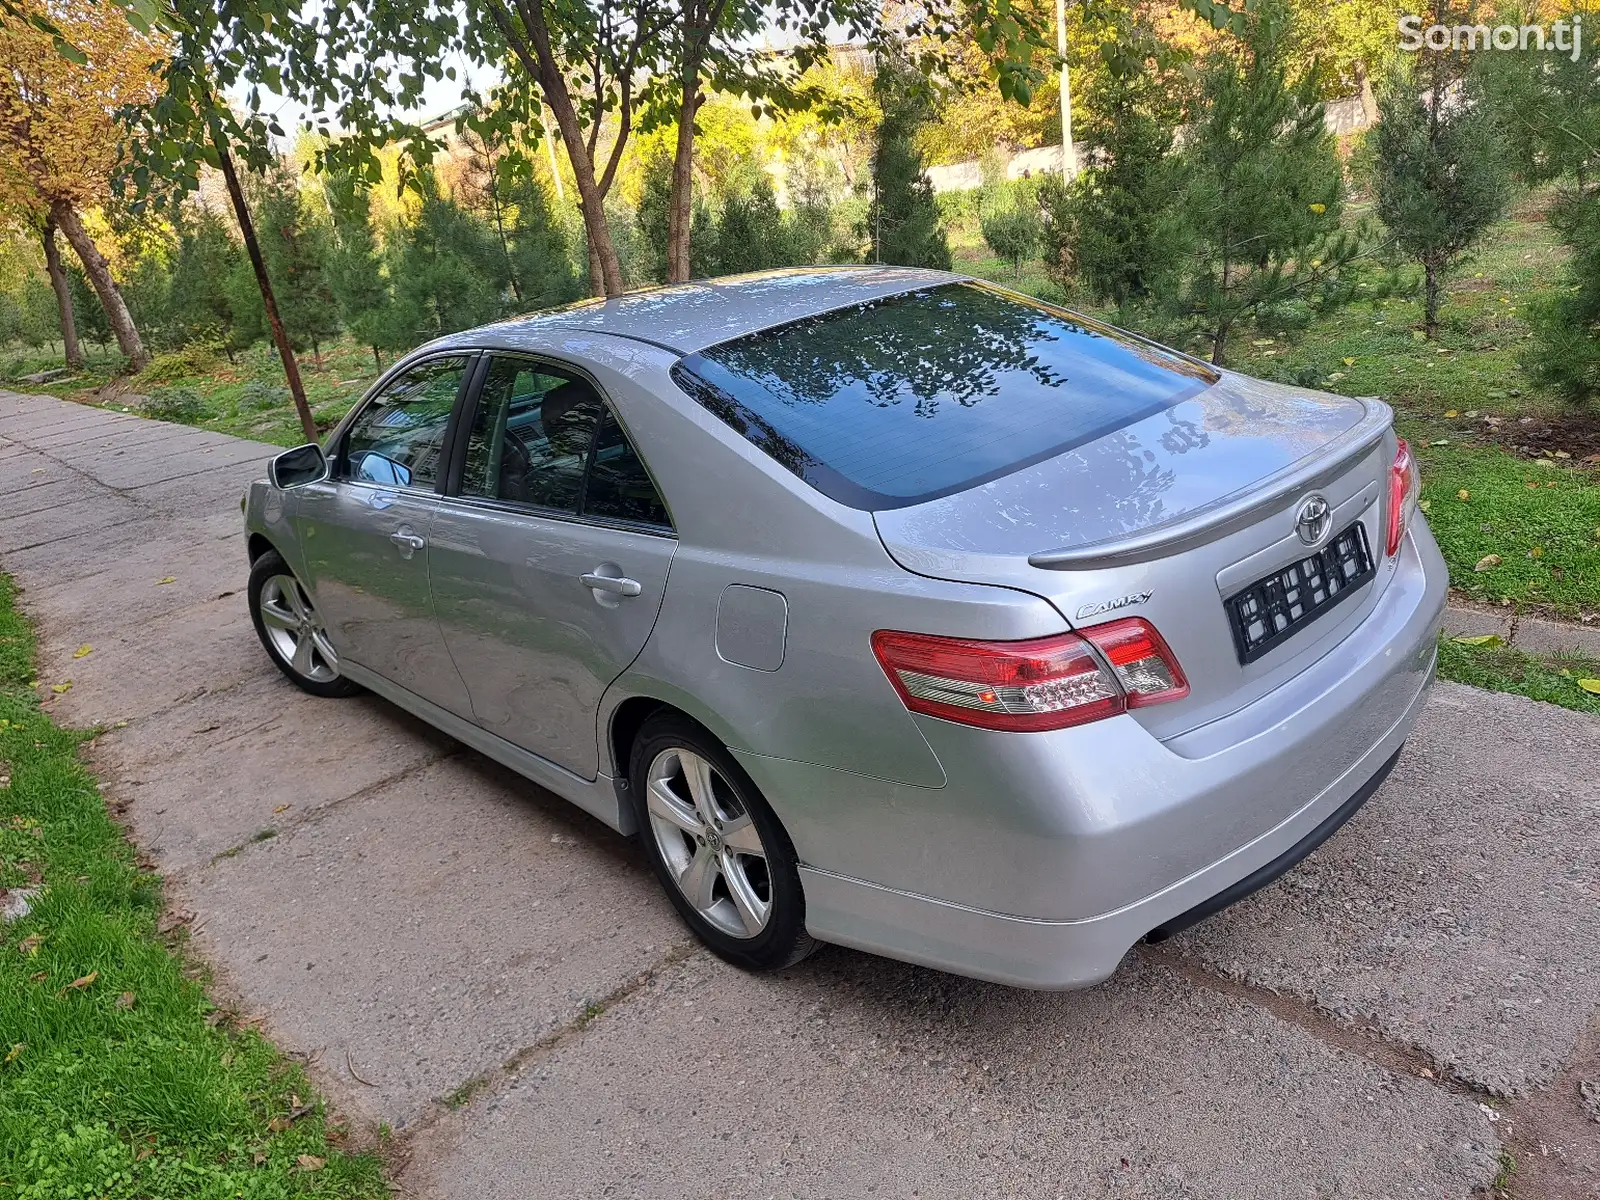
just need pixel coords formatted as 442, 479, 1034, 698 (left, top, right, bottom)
343, 356, 469, 489
461, 356, 671, 528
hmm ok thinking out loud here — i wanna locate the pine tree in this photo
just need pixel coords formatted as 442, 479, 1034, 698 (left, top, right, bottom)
325, 171, 392, 368
67, 266, 111, 353
1373, 56, 1511, 339
227, 171, 341, 365
505, 168, 580, 311
714, 174, 788, 275
383, 172, 508, 348
865, 50, 951, 271
1041, 19, 1189, 311
167, 207, 242, 350
1180, 0, 1359, 365
635, 153, 674, 284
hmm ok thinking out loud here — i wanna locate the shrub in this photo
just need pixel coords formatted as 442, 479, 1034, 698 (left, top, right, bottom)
238, 380, 291, 412
134, 344, 219, 386
142, 387, 208, 424
980, 204, 1043, 283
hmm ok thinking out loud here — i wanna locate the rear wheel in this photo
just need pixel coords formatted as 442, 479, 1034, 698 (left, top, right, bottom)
248, 550, 360, 698
629, 714, 817, 971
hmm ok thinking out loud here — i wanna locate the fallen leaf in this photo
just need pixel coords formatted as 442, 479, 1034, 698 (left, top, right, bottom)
1419, 500, 1431, 513
28, 971, 46, 983
272, 804, 290, 814
1342, 357, 1355, 367
296, 1154, 325, 1172
115, 992, 135, 1010
1554, 450, 1572, 459
156, 576, 176, 585
1578, 680, 1600, 695
3, 1043, 21, 1065
49, 682, 71, 695
1535, 458, 1556, 467
1474, 554, 1502, 572
64, 971, 97, 991
1444, 409, 1459, 418
1457, 489, 1471, 501
1452, 634, 1503, 647
1431, 439, 1449, 446
71, 644, 92, 659
1309, 202, 1327, 214
17, 934, 42, 956
1529, 547, 1544, 558
267, 1116, 291, 1133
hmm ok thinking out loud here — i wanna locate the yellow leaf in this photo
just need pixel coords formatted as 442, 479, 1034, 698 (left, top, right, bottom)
1309, 202, 1327, 214
156, 576, 176, 585
1474, 554, 1502, 572
1451, 634, 1503, 647
1529, 546, 1544, 558
50, 682, 71, 695
71, 644, 92, 659
3, 1044, 21, 1066
1444, 410, 1459, 418
1578, 679, 1600, 695
1418, 500, 1431, 513
272, 804, 290, 814
60, 970, 97, 994
1342, 357, 1355, 367
1457, 489, 1470, 501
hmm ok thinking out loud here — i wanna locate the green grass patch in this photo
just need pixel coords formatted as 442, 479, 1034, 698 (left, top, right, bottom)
1437, 632, 1600, 716
1411, 442, 1600, 616
0, 574, 387, 1198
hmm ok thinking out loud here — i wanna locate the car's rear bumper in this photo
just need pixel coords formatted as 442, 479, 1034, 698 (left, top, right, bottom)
743, 520, 1447, 989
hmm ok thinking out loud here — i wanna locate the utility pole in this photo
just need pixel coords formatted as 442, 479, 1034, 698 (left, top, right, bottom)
1057, 0, 1076, 178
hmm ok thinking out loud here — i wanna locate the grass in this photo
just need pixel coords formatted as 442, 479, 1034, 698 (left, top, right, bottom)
0, 574, 387, 1199
1436, 632, 1600, 716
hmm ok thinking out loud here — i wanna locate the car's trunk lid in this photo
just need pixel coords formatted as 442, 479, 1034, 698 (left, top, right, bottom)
874, 373, 1396, 739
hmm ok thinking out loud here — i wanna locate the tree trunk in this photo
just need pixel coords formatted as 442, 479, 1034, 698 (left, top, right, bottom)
1423, 260, 1441, 339
211, 121, 317, 443
40, 219, 83, 371
1211, 318, 1232, 366
667, 70, 701, 283
49, 200, 146, 372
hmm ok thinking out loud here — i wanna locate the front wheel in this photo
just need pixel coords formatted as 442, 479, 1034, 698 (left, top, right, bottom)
247, 549, 360, 698
629, 714, 817, 972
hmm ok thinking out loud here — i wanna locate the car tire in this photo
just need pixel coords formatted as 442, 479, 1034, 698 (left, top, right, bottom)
629, 713, 818, 972
247, 549, 361, 699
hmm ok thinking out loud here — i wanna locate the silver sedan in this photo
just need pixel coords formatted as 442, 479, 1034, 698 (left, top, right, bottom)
243, 267, 1447, 988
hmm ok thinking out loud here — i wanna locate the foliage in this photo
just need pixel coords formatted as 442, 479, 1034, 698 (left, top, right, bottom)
226, 171, 342, 361
865, 49, 952, 270
382, 172, 508, 346
1177, 0, 1358, 363
1523, 190, 1600, 404
166, 208, 243, 348
324, 171, 391, 365
503, 168, 580, 311
238, 378, 291, 411
1041, 17, 1191, 309
141, 385, 209, 422
0, 574, 389, 1199
1371, 58, 1513, 338
979, 183, 1043, 283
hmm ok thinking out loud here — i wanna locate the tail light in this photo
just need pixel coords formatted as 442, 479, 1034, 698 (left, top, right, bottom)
1386, 437, 1419, 557
871, 618, 1187, 733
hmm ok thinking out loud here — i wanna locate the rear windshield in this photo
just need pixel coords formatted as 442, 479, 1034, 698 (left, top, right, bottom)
671, 282, 1217, 510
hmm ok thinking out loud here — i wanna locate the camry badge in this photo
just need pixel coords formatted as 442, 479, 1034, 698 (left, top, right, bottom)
1294, 494, 1332, 547
1075, 591, 1154, 621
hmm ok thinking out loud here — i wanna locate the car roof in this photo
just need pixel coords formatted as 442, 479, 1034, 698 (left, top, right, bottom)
433, 265, 968, 358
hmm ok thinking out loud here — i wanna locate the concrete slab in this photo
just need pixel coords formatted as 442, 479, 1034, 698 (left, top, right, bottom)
95, 672, 458, 872
402, 952, 1501, 1200
1174, 682, 1600, 1097
87, 441, 275, 490
0, 476, 104, 521
0, 492, 142, 554
1512, 613, 1600, 658
184, 754, 689, 1128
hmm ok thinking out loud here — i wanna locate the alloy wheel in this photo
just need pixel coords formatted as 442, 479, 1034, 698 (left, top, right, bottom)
257, 574, 339, 684
645, 746, 773, 938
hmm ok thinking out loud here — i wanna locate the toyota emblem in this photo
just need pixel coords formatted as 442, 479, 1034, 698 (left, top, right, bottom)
1295, 494, 1332, 547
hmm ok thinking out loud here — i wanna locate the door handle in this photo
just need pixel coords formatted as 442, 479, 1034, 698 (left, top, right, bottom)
580, 572, 642, 597
389, 529, 426, 559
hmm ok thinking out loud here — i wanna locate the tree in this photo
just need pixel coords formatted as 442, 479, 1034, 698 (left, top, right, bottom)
39, 220, 83, 369
383, 172, 508, 349
167, 206, 242, 349
505, 169, 580, 310
68, 265, 112, 352
1372, 53, 1512, 339
226, 171, 342, 365
865, 49, 952, 270
325, 172, 392, 367
1040, 8, 1190, 309
980, 183, 1044, 283
0, 0, 160, 370
1178, 0, 1358, 364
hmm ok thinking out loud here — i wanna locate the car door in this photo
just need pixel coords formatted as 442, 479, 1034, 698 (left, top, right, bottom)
427, 353, 677, 779
293, 353, 476, 717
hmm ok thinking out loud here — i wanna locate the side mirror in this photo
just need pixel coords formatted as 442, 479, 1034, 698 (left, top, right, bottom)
269, 443, 329, 489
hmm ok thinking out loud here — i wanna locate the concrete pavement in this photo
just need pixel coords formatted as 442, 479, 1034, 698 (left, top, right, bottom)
2, 387, 1597, 1198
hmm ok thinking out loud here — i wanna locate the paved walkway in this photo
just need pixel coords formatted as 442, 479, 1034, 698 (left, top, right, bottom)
2, 387, 1597, 1198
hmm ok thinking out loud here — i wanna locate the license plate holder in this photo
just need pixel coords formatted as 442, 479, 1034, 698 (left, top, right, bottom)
1225, 521, 1376, 664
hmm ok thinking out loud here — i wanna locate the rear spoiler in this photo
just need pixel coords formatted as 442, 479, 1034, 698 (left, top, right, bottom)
1028, 399, 1392, 571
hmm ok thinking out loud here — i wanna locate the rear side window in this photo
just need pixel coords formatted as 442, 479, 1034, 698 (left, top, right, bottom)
671, 283, 1217, 510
